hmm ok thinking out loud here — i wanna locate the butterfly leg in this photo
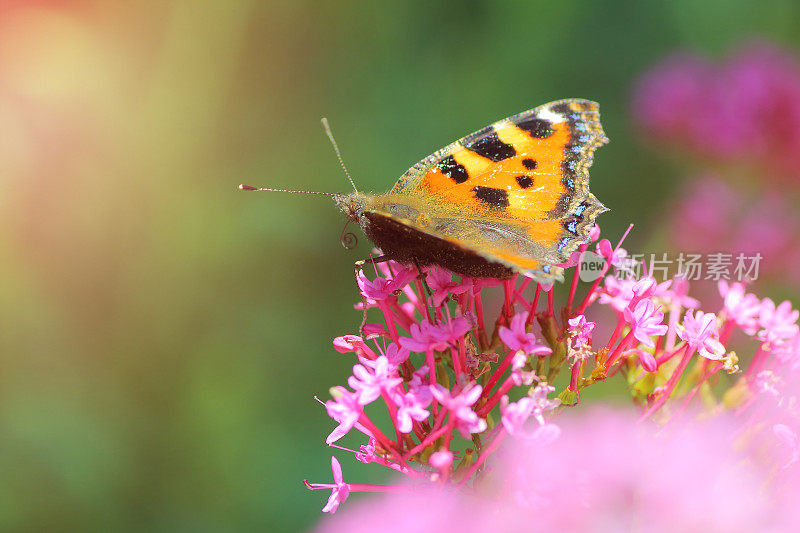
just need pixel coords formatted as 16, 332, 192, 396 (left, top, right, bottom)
412, 261, 438, 325
354, 254, 391, 273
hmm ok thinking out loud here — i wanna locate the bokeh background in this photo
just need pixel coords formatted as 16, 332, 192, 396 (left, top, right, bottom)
2, 1, 800, 531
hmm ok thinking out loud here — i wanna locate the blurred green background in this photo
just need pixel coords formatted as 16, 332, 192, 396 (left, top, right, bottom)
1, 1, 798, 531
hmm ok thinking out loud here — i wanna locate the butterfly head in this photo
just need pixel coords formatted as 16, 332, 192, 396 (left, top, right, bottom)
334, 192, 372, 224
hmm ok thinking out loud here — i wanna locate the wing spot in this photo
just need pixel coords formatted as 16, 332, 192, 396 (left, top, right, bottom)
473, 186, 510, 208
521, 158, 537, 170
437, 155, 469, 184
515, 175, 534, 189
515, 117, 554, 139
460, 131, 517, 162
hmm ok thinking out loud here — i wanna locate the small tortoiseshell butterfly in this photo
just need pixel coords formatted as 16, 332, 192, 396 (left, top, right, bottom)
242, 99, 608, 281
335, 99, 608, 281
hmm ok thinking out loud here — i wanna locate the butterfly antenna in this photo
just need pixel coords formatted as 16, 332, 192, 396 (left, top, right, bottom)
321, 117, 358, 193
237, 184, 338, 196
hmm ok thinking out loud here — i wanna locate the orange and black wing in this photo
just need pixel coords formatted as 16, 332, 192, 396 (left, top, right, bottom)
381, 99, 608, 280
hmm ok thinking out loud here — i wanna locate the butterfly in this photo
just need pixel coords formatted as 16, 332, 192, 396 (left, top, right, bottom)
334, 99, 608, 281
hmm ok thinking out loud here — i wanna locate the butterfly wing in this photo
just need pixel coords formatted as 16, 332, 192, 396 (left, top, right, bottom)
381, 99, 608, 280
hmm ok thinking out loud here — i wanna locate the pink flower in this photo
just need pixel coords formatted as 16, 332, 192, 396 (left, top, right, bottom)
304, 456, 350, 514
427, 266, 472, 307
399, 317, 472, 352
391, 388, 431, 434
567, 314, 594, 348
498, 312, 552, 356
348, 356, 403, 406
383, 342, 410, 366
626, 348, 658, 372
595, 240, 640, 278
510, 351, 537, 385
333, 335, 376, 358
759, 298, 800, 346
623, 299, 668, 348
630, 276, 672, 305
355, 438, 377, 464
325, 387, 363, 444
356, 268, 416, 301
719, 281, 761, 335
431, 384, 487, 438
589, 224, 601, 241
362, 323, 389, 339
678, 310, 725, 360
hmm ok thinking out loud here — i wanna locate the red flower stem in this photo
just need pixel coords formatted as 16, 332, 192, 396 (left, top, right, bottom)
604, 314, 626, 351
347, 484, 412, 493
482, 349, 516, 398
502, 280, 513, 322
378, 301, 400, 343
474, 292, 489, 349
386, 300, 414, 331
568, 359, 582, 391
718, 320, 735, 345
655, 343, 687, 366
575, 225, 633, 316
514, 278, 532, 304
413, 278, 432, 322
459, 431, 506, 485
450, 346, 463, 384
547, 289, 555, 318
676, 359, 721, 415
358, 413, 407, 467
567, 245, 587, 313
426, 348, 438, 416
640, 345, 693, 420
380, 390, 403, 445
745, 345, 767, 378
604, 330, 635, 370
478, 376, 515, 417
526, 285, 541, 327
403, 420, 455, 459
512, 289, 533, 312
430, 403, 448, 432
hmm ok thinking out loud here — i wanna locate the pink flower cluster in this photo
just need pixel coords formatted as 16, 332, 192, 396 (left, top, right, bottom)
305, 228, 800, 520
633, 43, 800, 183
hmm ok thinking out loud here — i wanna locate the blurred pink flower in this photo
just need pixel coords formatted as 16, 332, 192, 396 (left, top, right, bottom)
315, 410, 800, 531
634, 43, 800, 182
759, 298, 800, 347
719, 281, 761, 335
